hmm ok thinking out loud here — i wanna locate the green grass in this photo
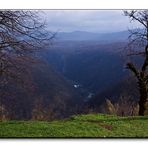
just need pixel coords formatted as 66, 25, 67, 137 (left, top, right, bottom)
1, 114, 148, 138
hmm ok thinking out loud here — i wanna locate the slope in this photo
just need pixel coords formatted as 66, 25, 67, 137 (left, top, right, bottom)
1, 114, 148, 137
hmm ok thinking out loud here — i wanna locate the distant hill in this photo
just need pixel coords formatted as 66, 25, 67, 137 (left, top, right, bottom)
56, 30, 129, 43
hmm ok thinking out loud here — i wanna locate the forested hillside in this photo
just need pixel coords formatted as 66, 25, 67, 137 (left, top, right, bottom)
1, 59, 83, 120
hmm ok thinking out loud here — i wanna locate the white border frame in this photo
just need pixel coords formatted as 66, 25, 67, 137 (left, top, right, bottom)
0, 0, 148, 9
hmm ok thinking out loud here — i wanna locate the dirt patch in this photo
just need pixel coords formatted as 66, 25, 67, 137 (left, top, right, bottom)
87, 120, 113, 130
99, 124, 113, 130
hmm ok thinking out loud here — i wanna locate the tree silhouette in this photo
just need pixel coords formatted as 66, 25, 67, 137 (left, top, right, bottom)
0, 10, 54, 77
0, 11, 54, 118
125, 10, 148, 115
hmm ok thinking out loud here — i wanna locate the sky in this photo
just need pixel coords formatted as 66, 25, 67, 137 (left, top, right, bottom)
44, 10, 140, 33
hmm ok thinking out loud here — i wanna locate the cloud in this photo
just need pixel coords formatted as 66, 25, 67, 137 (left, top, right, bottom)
43, 10, 140, 33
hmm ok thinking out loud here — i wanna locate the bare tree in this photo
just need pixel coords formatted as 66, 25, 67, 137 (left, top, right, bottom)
0, 10, 55, 82
0, 11, 54, 50
124, 10, 148, 115
0, 10, 54, 77
0, 10, 55, 118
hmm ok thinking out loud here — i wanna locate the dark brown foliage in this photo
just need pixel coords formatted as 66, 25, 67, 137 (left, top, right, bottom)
0, 10, 54, 120
102, 94, 139, 116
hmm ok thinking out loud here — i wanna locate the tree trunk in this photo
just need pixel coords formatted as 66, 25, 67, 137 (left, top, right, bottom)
138, 81, 148, 115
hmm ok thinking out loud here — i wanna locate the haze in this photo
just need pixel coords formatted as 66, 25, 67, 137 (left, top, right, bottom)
44, 10, 140, 33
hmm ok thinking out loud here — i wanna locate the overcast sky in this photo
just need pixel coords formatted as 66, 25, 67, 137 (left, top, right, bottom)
44, 10, 140, 33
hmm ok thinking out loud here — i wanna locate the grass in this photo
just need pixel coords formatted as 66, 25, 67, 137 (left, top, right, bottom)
0, 114, 148, 138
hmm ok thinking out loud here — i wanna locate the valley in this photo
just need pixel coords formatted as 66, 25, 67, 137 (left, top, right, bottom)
0, 30, 140, 120
39, 36, 133, 105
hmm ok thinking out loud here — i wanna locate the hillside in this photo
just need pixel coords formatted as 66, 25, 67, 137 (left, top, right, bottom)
90, 76, 139, 108
1, 60, 83, 120
40, 39, 143, 108
1, 114, 148, 138
42, 41, 127, 93
56, 30, 129, 43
